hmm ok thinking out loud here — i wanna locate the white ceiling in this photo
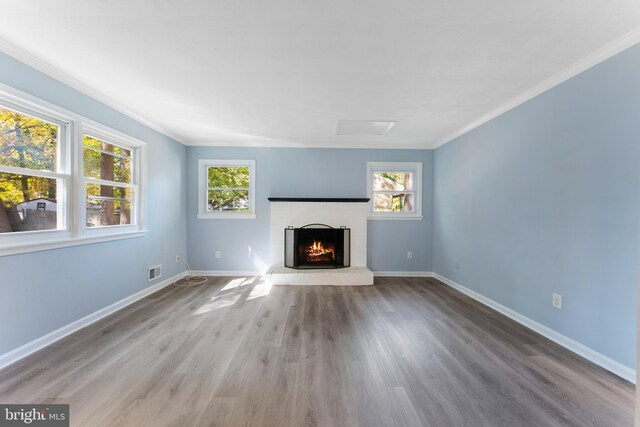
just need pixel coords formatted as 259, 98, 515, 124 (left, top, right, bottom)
0, 1, 639, 148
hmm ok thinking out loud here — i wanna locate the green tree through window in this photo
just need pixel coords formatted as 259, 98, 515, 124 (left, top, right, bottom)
207, 166, 250, 211
0, 107, 58, 206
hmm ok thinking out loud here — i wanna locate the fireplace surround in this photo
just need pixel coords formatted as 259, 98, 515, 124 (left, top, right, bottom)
284, 224, 350, 269
267, 197, 373, 285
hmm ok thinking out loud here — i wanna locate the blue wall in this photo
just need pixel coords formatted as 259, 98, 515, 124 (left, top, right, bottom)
0, 52, 188, 355
1, 39, 638, 375
433, 44, 640, 369
186, 147, 433, 272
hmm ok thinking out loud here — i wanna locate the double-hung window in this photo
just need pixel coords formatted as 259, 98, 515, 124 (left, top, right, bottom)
367, 162, 422, 220
0, 96, 71, 244
0, 86, 146, 255
82, 128, 143, 233
198, 159, 256, 219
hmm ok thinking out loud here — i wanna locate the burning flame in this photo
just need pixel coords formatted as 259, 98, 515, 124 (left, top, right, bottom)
307, 240, 334, 258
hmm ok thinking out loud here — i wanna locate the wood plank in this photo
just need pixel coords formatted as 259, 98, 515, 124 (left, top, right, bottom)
0, 277, 633, 426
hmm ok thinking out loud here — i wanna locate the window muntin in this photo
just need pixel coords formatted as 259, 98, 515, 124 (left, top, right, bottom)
367, 162, 422, 219
0, 104, 68, 234
199, 160, 255, 219
82, 134, 138, 228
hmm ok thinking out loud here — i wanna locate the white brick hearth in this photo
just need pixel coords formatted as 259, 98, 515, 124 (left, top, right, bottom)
265, 266, 374, 286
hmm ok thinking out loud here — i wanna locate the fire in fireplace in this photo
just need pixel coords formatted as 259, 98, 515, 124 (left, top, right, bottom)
304, 240, 335, 264
284, 224, 350, 269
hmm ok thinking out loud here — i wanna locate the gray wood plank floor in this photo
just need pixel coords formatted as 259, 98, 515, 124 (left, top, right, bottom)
0, 276, 634, 426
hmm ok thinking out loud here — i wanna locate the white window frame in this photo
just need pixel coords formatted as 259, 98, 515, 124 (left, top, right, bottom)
367, 161, 422, 220
0, 84, 147, 257
79, 123, 146, 237
198, 159, 256, 220
0, 90, 74, 248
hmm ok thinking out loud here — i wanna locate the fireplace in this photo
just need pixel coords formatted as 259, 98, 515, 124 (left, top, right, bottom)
284, 224, 350, 269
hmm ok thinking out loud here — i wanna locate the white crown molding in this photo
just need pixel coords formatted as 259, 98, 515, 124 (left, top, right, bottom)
0, 270, 188, 371
432, 273, 636, 384
186, 139, 428, 149
0, 36, 189, 146
431, 28, 640, 149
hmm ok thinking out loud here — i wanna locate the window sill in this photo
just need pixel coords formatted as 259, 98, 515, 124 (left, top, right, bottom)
0, 230, 147, 257
368, 215, 423, 221
197, 213, 256, 220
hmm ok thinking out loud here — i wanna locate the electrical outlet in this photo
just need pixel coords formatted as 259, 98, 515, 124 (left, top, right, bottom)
552, 293, 562, 310
407, 251, 412, 259
455, 261, 460, 270
215, 251, 221, 259
175, 256, 180, 263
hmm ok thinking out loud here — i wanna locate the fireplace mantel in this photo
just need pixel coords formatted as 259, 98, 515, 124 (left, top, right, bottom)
268, 197, 369, 203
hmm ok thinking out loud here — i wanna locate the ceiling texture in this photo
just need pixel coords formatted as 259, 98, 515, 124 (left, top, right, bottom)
0, 1, 639, 148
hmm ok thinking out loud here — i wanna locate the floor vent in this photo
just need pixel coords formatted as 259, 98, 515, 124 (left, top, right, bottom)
148, 265, 162, 282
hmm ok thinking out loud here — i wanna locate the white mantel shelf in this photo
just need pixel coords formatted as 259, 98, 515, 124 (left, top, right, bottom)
265, 266, 374, 286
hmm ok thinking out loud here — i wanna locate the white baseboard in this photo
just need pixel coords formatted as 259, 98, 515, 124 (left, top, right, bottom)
0, 270, 188, 372
432, 273, 636, 384
189, 270, 435, 278
190, 269, 436, 282
373, 271, 434, 277
189, 270, 264, 277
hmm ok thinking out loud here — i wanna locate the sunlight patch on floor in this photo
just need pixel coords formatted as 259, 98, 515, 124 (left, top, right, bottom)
221, 277, 251, 291
247, 278, 272, 301
194, 277, 251, 314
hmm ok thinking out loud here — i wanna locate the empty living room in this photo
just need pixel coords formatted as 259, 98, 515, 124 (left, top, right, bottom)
0, 1, 639, 426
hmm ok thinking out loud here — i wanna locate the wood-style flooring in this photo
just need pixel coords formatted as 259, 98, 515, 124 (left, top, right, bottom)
0, 276, 634, 426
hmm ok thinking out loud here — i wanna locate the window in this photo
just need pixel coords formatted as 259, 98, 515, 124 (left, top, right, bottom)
367, 162, 422, 220
82, 129, 143, 231
198, 159, 255, 219
0, 97, 71, 243
0, 87, 146, 256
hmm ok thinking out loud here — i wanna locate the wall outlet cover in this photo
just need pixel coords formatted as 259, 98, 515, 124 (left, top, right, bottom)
552, 293, 562, 310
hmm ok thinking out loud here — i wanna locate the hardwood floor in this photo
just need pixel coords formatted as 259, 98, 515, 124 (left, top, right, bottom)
0, 276, 634, 426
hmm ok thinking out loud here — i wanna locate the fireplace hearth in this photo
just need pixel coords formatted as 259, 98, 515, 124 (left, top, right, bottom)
284, 224, 350, 269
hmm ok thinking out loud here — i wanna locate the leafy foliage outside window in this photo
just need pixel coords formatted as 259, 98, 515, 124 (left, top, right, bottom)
373, 172, 414, 212
0, 107, 60, 232
83, 136, 131, 182
83, 136, 134, 227
0, 108, 58, 205
207, 166, 250, 212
